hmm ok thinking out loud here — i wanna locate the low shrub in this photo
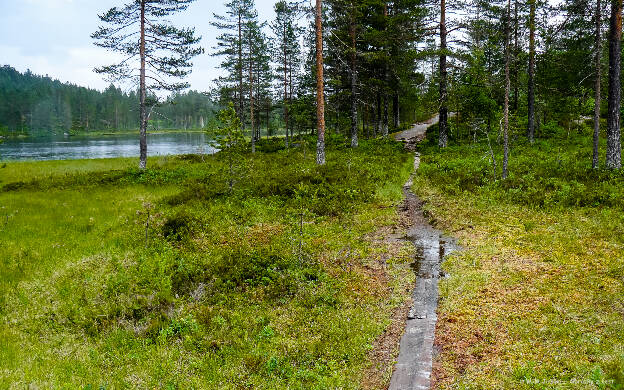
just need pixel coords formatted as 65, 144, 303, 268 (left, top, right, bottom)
417, 127, 624, 210
162, 211, 201, 241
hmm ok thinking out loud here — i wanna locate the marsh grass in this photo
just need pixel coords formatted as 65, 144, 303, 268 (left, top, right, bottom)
413, 126, 624, 389
0, 138, 414, 388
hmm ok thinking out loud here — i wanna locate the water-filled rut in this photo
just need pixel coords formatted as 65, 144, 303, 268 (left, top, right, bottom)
389, 121, 459, 390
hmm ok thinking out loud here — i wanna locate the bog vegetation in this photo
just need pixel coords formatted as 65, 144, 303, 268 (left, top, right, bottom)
2, 0, 624, 387
414, 124, 624, 389
0, 136, 416, 388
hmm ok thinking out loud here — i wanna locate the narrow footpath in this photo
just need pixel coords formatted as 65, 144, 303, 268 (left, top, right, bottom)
389, 117, 459, 390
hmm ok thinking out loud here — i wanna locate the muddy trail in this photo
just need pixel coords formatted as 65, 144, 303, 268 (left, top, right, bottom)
388, 119, 459, 390
394, 115, 439, 151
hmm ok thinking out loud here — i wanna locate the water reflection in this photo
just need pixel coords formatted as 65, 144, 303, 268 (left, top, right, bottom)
0, 132, 216, 161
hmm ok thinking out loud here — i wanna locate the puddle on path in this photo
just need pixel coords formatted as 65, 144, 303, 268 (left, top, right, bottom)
405, 219, 458, 321
388, 157, 459, 390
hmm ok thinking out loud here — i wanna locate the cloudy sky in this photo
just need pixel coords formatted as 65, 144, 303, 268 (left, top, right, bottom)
0, 0, 286, 93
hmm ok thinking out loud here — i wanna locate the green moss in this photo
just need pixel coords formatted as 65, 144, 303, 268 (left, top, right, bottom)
414, 128, 624, 390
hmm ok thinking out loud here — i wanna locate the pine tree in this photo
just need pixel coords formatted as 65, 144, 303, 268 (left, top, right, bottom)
326, 0, 362, 147
316, 0, 327, 165
349, 1, 359, 146
439, 0, 448, 147
272, 0, 303, 147
250, 28, 271, 144
503, 0, 511, 179
244, 16, 264, 153
357, 0, 390, 138
607, 0, 622, 169
385, 0, 427, 130
593, 0, 602, 169
92, 0, 202, 169
211, 0, 256, 126
527, 0, 536, 143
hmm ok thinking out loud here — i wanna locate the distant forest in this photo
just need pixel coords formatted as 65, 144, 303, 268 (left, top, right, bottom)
0, 65, 217, 135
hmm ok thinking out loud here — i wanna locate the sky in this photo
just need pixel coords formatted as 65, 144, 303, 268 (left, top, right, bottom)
0, 0, 286, 93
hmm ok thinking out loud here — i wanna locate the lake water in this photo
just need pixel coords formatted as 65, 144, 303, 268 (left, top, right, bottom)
0, 132, 216, 161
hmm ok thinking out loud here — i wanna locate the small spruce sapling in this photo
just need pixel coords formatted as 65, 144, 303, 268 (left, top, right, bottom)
208, 103, 247, 193
293, 182, 311, 263
136, 201, 154, 247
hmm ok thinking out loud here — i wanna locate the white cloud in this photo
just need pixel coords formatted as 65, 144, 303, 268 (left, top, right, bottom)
0, 0, 278, 93
0, 44, 121, 90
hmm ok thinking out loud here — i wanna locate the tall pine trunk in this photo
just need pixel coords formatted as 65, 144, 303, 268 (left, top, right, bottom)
503, 0, 511, 179
513, 0, 519, 112
594, 0, 602, 169
139, 0, 147, 170
364, 105, 369, 138
382, 3, 389, 137
256, 62, 261, 142
383, 95, 389, 137
283, 24, 289, 148
350, 6, 358, 147
315, 0, 326, 165
249, 39, 255, 154
393, 92, 400, 129
266, 98, 270, 139
528, 0, 536, 143
375, 91, 380, 137
238, 12, 245, 128
289, 59, 294, 140
439, 0, 448, 148
607, 0, 623, 169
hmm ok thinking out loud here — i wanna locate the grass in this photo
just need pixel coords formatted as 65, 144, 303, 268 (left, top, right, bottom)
0, 158, 138, 184
0, 137, 415, 388
413, 124, 624, 389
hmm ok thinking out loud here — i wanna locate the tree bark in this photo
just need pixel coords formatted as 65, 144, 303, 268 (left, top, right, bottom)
139, 0, 147, 170
283, 23, 290, 148
513, 0, 519, 112
256, 60, 261, 142
382, 3, 389, 138
439, 0, 448, 148
315, 0, 326, 165
364, 105, 369, 138
238, 11, 245, 128
350, 5, 358, 147
289, 56, 294, 140
528, 0, 536, 143
266, 98, 270, 139
393, 92, 400, 129
249, 35, 255, 154
383, 95, 389, 137
375, 91, 380, 136
503, 0, 511, 179
594, 0, 602, 169
607, 0, 623, 169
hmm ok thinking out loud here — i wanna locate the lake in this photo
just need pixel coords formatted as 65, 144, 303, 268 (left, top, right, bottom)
0, 132, 216, 161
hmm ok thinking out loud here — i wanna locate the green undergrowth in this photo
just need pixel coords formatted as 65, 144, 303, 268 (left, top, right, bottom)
413, 126, 624, 389
0, 137, 415, 388
420, 123, 624, 210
